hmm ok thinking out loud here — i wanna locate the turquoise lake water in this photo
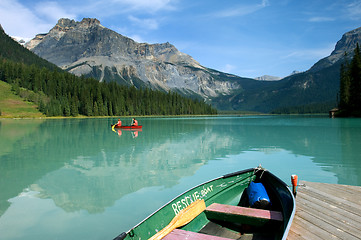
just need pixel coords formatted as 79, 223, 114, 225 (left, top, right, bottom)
0, 115, 360, 239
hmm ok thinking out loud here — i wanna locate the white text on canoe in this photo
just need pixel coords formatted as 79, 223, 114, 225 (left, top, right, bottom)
171, 185, 214, 215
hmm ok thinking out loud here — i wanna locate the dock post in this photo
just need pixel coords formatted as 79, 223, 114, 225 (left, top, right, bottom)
291, 175, 298, 197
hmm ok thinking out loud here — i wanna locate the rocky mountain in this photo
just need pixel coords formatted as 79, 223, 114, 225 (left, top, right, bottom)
309, 27, 361, 72
25, 18, 247, 99
211, 26, 361, 112
25, 18, 361, 112
254, 75, 281, 81
290, 70, 301, 75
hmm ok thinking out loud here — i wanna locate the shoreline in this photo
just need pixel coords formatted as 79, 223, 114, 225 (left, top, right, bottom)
0, 113, 331, 120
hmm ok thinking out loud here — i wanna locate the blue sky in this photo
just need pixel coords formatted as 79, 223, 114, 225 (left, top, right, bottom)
1, 0, 361, 78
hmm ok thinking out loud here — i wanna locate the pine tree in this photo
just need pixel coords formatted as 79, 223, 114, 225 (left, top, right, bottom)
339, 53, 351, 110
0, 56, 217, 117
339, 44, 361, 116
70, 96, 79, 117
349, 44, 361, 114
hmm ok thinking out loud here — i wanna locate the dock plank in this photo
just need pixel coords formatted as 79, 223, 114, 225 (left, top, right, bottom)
297, 191, 361, 229
295, 205, 358, 239
288, 181, 361, 240
301, 182, 361, 216
287, 212, 327, 240
305, 182, 361, 205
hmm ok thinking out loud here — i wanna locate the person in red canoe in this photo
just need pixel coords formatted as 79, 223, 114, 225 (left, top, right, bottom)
131, 118, 138, 126
116, 119, 122, 127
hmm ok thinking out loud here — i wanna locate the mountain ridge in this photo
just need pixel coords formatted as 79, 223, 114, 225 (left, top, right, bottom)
24, 18, 361, 112
26, 18, 245, 99
309, 26, 361, 72
0, 26, 217, 117
211, 26, 361, 112
254, 75, 282, 81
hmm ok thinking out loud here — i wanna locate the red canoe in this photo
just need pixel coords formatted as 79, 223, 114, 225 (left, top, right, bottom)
111, 125, 142, 129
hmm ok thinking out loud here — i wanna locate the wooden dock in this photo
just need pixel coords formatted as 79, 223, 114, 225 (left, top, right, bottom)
287, 181, 361, 240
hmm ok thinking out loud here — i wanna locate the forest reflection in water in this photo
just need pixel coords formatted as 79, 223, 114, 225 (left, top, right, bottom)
0, 115, 360, 240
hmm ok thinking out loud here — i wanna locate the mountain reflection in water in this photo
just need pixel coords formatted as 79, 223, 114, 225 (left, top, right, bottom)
0, 116, 360, 240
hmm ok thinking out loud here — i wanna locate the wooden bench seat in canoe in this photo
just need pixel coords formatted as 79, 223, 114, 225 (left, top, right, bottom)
163, 229, 233, 240
204, 203, 283, 226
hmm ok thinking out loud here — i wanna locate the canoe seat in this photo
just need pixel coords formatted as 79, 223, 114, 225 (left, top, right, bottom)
205, 203, 283, 226
163, 229, 233, 240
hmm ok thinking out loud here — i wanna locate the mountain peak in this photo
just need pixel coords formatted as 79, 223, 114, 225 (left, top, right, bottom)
26, 18, 105, 51
331, 26, 361, 56
80, 18, 101, 26
56, 18, 76, 27
56, 18, 101, 27
25, 17, 230, 97
53, 18, 102, 32
310, 26, 361, 72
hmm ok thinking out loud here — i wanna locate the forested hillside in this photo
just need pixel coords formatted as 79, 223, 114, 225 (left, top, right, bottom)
0, 26, 217, 117
0, 26, 58, 71
338, 45, 361, 117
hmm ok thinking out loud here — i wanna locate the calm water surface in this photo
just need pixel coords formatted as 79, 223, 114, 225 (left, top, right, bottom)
0, 115, 360, 239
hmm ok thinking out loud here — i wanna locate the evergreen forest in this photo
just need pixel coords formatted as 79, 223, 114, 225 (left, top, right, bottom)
0, 27, 217, 117
338, 44, 361, 117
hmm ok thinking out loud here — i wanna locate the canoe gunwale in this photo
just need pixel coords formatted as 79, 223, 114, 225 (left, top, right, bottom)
124, 168, 255, 234
115, 167, 296, 240
264, 171, 296, 240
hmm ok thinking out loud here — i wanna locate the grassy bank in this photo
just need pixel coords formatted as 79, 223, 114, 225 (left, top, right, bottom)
0, 81, 45, 118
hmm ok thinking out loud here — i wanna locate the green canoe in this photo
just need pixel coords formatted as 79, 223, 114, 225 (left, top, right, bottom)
113, 167, 295, 240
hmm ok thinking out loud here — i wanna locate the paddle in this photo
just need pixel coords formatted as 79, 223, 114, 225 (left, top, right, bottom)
148, 199, 206, 240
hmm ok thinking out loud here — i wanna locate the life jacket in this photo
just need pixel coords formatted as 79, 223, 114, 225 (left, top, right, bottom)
117, 120, 122, 126
133, 119, 138, 126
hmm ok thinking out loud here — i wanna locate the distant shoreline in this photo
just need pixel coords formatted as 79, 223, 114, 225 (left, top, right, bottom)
0, 112, 332, 120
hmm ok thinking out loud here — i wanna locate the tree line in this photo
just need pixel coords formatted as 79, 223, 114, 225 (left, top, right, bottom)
0, 58, 217, 116
271, 101, 336, 114
338, 44, 361, 117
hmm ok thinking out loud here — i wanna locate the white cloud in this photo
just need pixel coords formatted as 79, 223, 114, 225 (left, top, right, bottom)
282, 44, 334, 60
0, 0, 179, 40
346, 1, 361, 20
0, 0, 52, 38
0, 0, 76, 39
308, 17, 334, 22
110, 0, 176, 13
220, 64, 237, 74
128, 34, 146, 43
34, 1, 76, 22
215, 0, 269, 18
128, 15, 159, 30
